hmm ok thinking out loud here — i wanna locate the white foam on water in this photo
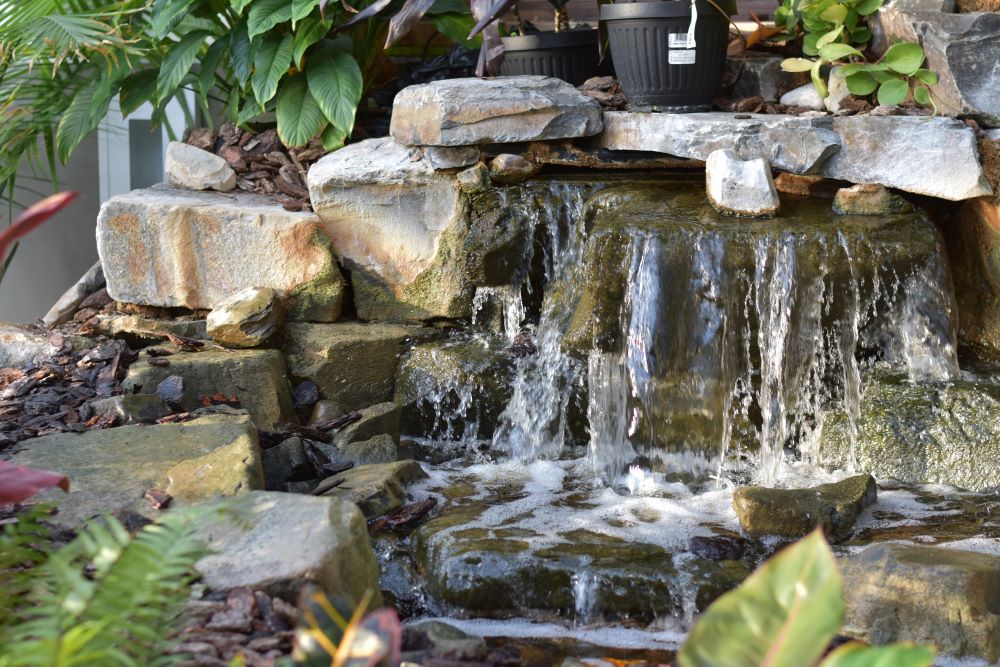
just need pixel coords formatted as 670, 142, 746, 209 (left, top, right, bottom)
418, 617, 686, 651
933, 537, 1000, 558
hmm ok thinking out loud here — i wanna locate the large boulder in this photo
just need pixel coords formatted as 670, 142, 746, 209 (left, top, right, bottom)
840, 543, 1000, 661
876, 7, 1000, 126
122, 348, 296, 430
307, 138, 533, 321
389, 76, 603, 147
195, 491, 381, 604
819, 373, 1000, 492
5, 414, 263, 526
281, 322, 436, 412
97, 185, 346, 322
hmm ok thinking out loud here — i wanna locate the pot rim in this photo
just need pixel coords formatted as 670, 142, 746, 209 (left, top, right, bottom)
500, 27, 599, 50
600, 0, 733, 20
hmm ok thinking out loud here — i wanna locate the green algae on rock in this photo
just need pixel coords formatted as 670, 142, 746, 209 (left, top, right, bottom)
313, 460, 428, 517
732, 474, 877, 542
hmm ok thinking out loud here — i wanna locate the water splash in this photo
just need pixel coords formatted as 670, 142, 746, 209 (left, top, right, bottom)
572, 570, 600, 626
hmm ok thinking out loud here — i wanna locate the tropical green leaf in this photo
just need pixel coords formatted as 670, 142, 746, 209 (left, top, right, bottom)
231, 20, 253, 82
431, 12, 480, 47
233, 0, 256, 14
882, 42, 925, 75
198, 38, 228, 104
321, 123, 347, 151
156, 31, 209, 102
306, 45, 362, 134
293, 0, 321, 24
276, 73, 326, 147
816, 25, 844, 48
820, 642, 935, 667
677, 530, 843, 667
849, 27, 872, 42
251, 32, 293, 106
56, 83, 112, 163
877, 77, 909, 105
782, 57, 817, 72
237, 98, 265, 125
845, 71, 877, 95
151, 0, 195, 39
855, 0, 883, 14
248, 0, 294, 39
913, 68, 938, 86
293, 17, 333, 67
819, 42, 862, 60
119, 70, 158, 117
803, 33, 821, 56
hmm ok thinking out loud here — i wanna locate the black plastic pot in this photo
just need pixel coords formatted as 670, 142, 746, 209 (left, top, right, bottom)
600, 0, 734, 111
499, 28, 605, 86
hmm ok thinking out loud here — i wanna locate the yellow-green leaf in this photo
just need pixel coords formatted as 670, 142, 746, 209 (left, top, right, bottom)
782, 58, 816, 72
817, 25, 844, 48
882, 42, 925, 75
819, 42, 862, 60
820, 642, 935, 667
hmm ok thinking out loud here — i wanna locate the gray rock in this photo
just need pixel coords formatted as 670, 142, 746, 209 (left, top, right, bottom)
404, 621, 487, 661
819, 373, 1000, 492
282, 322, 436, 412
833, 183, 913, 215
309, 399, 345, 426
42, 261, 105, 327
165, 141, 237, 192
89, 394, 172, 424
262, 436, 314, 490
425, 146, 481, 170
390, 76, 603, 147
195, 491, 381, 604
97, 185, 346, 322
206, 286, 284, 348
123, 348, 296, 431
7, 414, 263, 526
876, 7, 1000, 126
333, 402, 401, 446
456, 163, 490, 193
732, 474, 877, 542
314, 460, 428, 517
729, 53, 798, 102
705, 149, 780, 218
489, 154, 539, 185
596, 111, 840, 174
840, 543, 1000, 661
824, 67, 851, 113
338, 433, 397, 465
780, 83, 826, 111
0, 323, 60, 368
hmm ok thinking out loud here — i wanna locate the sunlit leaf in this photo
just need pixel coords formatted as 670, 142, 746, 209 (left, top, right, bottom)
156, 31, 209, 102
819, 42, 862, 60
882, 42, 925, 75
812, 58, 829, 97
782, 57, 816, 72
820, 642, 935, 667
816, 25, 844, 48
845, 70, 877, 95
820, 3, 847, 24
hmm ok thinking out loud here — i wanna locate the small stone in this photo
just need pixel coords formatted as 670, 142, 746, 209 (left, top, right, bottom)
833, 183, 914, 215
773, 173, 840, 198
824, 66, 851, 113
0, 323, 61, 368
206, 287, 284, 348
309, 399, 345, 426
489, 154, 540, 185
313, 460, 428, 517
456, 163, 490, 193
157, 375, 185, 404
732, 474, 876, 542
261, 437, 314, 491
689, 535, 746, 561
337, 433, 397, 466
705, 149, 780, 218
89, 394, 172, 424
780, 83, 826, 111
292, 380, 320, 413
166, 142, 237, 192
425, 146, 481, 170
333, 402, 401, 446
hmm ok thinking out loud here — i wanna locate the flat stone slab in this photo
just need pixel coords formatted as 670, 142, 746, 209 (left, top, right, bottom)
97, 185, 346, 321
195, 491, 380, 603
5, 414, 263, 526
596, 112, 991, 201
314, 460, 428, 517
390, 76, 603, 147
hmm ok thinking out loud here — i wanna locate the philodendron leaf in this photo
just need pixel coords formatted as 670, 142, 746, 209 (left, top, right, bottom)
276, 73, 327, 147
782, 58, 816, 72
845, 71, 878, 95
252, 32, 294, 106
248, 0, 294, 39
820, 642, 935, 667
882, 42, 925, 75
677, 530, 843, 667
877, 77, 909, 105
306, 44, 363, 135
156, 31, 209, 102
819, 42, 862, 60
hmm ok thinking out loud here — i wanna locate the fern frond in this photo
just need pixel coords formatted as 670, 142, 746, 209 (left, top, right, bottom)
0, 504, 53, 626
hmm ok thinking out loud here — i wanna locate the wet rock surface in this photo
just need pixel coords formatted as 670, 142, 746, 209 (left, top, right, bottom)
833, 183, 913, 215
705, 149, 780, 218
314, 460, 427, 517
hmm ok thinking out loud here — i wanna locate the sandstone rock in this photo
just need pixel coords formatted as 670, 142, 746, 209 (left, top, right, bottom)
122, 349, 296, 430
206, 287, 284, 348
876, 7, 1000, 126
424, 146, 481, 170
97, 185, 346, 322
833, 184, 914, 215
0, 323, 60, 368
93, 313, 208, 345
390, 76, 603, 147
333, 402, 401, 446
819, 373, 1000, 491
489, 154, 539, 185
261, 436, 314, 490
456, 163, 490, 193
840, 543, 1000, 661
42, 261, 105, 327
773, 173, 840, 197
89, 394, 172, 424
780, 83, 825, 111
706, 149, 780, 218
314, 460, 428, 517
282, 322, 435, 411
308, 138, 530, 321
165, 141, 237, 192
7, 414, 262, 525
947, 198, 1000, 353
732, 474, 877, 542
337, 433, 397, 465
195, 491, 381, 603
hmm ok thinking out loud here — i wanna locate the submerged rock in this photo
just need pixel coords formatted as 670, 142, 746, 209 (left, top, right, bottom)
282, 322, 435, 412
732, 474, 877, 542
832, 183, 913, 216
705, 149, 780, 218
390, 76, 603, 146
206, 286, 284, 348
819, 373, 1000, 492
7, 414, 262, 526
195, 491, 380, 603
840, 543, 1000, 661
313, 460, 428, 517
165, 141, 236, 192
123, 348, 296, 430
97, 186, 346, 321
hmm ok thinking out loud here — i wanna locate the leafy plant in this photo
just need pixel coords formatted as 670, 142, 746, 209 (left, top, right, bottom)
0, 508, 211, 667
290, 588, 402, 667
774, 0, 937, 108
678, 530, 936, 667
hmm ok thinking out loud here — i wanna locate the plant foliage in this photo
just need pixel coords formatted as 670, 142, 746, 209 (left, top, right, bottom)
290, 588, 403, 667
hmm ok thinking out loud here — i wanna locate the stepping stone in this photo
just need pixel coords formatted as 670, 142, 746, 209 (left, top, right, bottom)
314, 460, 427, 517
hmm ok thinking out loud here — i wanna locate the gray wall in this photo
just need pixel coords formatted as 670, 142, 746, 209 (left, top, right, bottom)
0, 133, 102, 323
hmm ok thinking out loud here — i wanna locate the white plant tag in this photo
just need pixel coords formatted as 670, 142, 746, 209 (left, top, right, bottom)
669, 50, 697, 64
668, 33, 695, 48
685, 0, 698, 48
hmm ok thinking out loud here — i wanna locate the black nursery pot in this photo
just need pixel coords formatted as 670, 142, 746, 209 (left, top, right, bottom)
600, 0, 734, 111
499, 28, 607, 86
